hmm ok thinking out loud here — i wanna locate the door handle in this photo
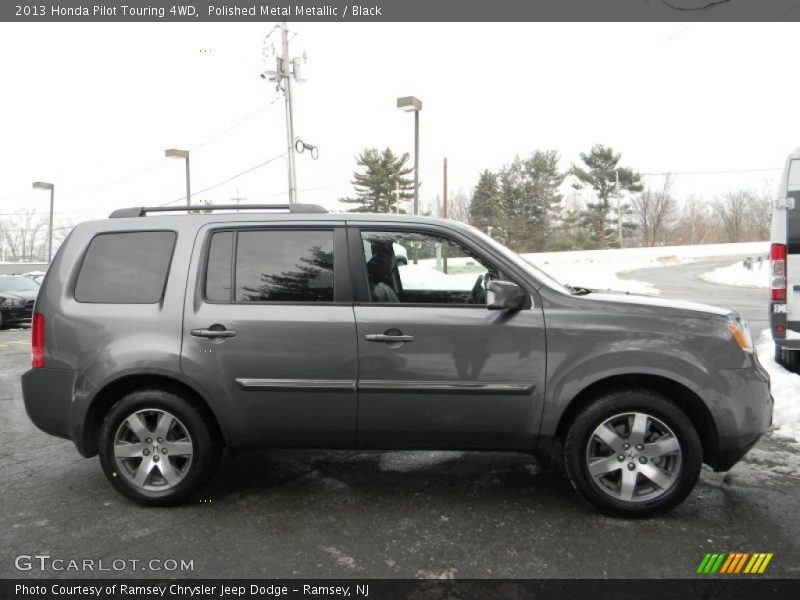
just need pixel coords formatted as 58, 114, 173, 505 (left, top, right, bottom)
191, 327, 237, 338
365, 334, 415, 343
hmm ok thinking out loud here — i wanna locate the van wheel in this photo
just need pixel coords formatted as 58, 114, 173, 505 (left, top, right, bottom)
564, 389, 702, 517
98, 389, 221, 506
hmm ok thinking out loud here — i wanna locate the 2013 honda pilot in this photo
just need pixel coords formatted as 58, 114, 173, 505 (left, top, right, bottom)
22, 204, 772, 516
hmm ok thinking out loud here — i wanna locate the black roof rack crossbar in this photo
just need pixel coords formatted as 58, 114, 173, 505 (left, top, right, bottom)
109, 204, 328, 218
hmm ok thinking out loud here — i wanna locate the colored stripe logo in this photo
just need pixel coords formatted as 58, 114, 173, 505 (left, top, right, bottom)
697, 552, 773, 574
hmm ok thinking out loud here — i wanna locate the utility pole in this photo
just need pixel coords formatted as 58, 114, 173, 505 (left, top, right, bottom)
262, 22, 307, 204
232, 188, 245, 213
280, 22, 298, 203
615, 169, 622, 248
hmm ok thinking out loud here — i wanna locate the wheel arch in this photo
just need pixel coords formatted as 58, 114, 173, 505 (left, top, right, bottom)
81, 373, 227, 457
552, 373, 718, 466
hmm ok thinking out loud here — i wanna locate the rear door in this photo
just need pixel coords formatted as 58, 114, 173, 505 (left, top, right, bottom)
181, 223, 357, 448
786, 159, 800, 328
348, 223, 547, 449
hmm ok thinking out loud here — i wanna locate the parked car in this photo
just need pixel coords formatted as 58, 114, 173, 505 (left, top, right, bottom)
771, 148, 800, 370
0, 275, 39, 328
22, 204, 772, 516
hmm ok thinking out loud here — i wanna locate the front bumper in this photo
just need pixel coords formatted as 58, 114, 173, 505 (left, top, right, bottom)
1, 304, 31, 324
710, 360, 773, 471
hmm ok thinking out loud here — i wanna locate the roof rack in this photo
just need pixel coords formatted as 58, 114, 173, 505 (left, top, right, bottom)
109, 204, 328, 218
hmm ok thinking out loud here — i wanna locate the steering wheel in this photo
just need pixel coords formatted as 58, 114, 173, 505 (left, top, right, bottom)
470, 274, 487, 304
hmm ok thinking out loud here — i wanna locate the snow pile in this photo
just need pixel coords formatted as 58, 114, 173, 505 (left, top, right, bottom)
700, 260, 769, 289
522, 241, 769, 296
756, 330, 800, 442
398, 259, 485, 291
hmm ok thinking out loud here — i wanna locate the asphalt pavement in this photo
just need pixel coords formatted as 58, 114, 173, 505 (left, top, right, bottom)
1, 258, 799, 579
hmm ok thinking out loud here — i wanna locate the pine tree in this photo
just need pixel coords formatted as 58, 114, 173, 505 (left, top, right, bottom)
339, 148, 414, 213
498, 151, 565, 252
469, 170, 504, 236
570, 145, 643, 249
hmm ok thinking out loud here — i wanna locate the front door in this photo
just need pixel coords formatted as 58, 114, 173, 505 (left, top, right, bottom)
181, 224, 357, 448
350, 225, 546, 449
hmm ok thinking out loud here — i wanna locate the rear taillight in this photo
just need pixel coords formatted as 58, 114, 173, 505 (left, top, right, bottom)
771, 243, 787, 301
31, 313, 44, 368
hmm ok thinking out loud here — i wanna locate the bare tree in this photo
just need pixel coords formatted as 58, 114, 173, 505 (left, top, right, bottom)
713, 191, 752, 243
746, 186, 773, 241
446, 188, 471, 225
0, 209, 48, 262
631, 174, 676, 246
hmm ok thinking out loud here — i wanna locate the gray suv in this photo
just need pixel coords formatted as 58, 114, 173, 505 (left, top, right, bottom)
22, 204, 772, 516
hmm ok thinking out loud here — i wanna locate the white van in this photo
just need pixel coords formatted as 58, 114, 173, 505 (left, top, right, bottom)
770, 148, 800, 369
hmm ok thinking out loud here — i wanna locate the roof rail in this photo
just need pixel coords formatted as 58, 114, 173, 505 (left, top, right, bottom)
109, 204, 328, 218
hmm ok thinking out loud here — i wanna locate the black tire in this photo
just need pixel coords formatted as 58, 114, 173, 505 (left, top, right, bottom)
0, 311, 5, 330
98, 388, 221, 506
564, 389, 702, 518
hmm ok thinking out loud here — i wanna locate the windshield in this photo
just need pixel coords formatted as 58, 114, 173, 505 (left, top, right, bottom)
0, 276, 40, 292
466, 227, 572, 295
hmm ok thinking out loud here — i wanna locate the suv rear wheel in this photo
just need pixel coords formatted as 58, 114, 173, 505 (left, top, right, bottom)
564, 389, 702, 517
98, 389, 221, 506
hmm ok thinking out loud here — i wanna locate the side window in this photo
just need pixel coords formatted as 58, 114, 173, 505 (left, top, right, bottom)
205, 231, 233, 301
74, 231, 176, 304
360, 230, 495, 305
204, 229, 334, 303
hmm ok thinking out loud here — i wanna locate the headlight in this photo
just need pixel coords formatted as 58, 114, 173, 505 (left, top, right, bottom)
727, 317, 753, 353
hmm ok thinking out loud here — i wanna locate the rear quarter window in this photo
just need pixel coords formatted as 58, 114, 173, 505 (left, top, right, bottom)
74, 231, 176, 303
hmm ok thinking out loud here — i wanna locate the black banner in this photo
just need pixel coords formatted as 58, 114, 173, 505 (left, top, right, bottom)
3, 579, 800, 600
4, 0, 800, 23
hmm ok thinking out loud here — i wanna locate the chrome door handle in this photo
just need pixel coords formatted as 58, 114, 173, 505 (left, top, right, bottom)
365, 334, 415, 343
191, 328, 237, 338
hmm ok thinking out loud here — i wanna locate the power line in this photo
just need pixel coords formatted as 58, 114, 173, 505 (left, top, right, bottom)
641, 167, 780, 176
159, 154, 286, 206
1, 96, 284, 201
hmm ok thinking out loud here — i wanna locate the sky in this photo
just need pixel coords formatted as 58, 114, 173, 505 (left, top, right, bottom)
0, 21, 798, 225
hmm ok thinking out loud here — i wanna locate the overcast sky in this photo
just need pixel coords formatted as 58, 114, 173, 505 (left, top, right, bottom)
0, 22, 798, 223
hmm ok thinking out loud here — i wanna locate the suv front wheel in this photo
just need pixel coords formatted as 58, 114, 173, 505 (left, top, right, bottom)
99, 389, 221, 506
564, 389, 702, 517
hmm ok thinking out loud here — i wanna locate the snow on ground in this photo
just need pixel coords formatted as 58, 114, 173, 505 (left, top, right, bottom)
756, 330, 800, 443
399, 241, 770, 297
700, 259, 769, 288
521, 241, 769, 296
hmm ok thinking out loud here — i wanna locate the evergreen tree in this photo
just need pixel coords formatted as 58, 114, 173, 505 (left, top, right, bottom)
339, 147, 414, 213
469, 170, 504, 236
499, 151, 565, 252
570, 145, 643, 249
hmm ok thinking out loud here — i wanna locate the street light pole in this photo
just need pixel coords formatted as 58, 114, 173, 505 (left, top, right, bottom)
32, 181, 54, 263
397, 96, 422, 215
165, 149, 191, 206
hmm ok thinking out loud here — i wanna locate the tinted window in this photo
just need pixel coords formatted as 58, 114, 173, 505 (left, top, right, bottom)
235, 230, 334, 302
205, 232, 233, 301
75, 231, 176, 303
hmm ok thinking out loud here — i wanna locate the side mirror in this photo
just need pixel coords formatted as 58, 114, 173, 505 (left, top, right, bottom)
486, 280, 525, 311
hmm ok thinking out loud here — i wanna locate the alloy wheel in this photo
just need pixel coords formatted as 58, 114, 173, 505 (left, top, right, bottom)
113, 409, 194, 492
585, 411, 682, 503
